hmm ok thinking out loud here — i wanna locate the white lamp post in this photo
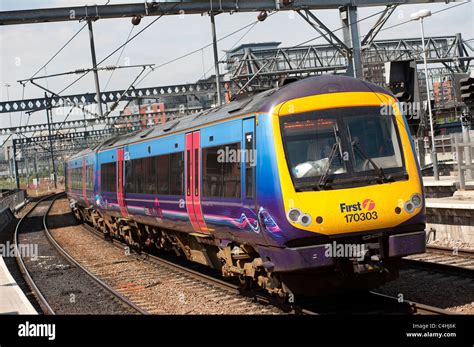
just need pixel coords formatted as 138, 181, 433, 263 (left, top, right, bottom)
411, 9, 439, 180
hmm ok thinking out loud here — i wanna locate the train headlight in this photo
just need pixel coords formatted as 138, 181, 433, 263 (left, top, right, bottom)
287, 208, 302, 222
299, 214, 312, 227
404, 201, 415, 214
410, 193, 423, 208
287, 208, 313, 226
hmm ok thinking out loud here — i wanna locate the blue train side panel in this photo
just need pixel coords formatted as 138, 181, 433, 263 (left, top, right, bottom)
123, 133, 191, 233
199, 117, 265, 246
65, 151, 95, 209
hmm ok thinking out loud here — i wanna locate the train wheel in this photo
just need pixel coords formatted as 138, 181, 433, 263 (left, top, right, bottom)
238, 276, 254, 291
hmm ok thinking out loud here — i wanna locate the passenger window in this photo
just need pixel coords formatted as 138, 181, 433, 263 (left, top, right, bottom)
125, 152, 184, 196
86, 165, 94, 190
156, 155, 170, 195
170, 152, 184, 195
101, 162, 117, 192
245, 133, 254, 198
202, 143, 241, 198
72, 167, 82, 190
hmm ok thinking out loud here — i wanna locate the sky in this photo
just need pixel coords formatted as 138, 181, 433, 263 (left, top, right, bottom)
0, 0, 473, 132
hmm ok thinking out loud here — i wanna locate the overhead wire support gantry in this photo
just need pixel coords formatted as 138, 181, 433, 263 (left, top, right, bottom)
0, 0, 470, 189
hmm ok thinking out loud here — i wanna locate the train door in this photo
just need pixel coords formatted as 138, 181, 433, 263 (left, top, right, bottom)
240, 117, 260, 235
116, 147, 129, 217
185, 131, 208, 234
242, 117, 256, 211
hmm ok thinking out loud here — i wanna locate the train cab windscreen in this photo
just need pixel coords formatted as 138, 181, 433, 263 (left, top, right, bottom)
280, 106, 406, 191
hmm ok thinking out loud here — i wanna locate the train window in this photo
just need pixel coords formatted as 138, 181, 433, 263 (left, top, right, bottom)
156, 155, 170, 195
72, 168, 76, 189
186, 150, 191, 196
129, 157, 148, 194
79, 168, 83, 189
202, 143, 241, 198
345, 114, 403, 172
136, 158, 146, 193
86, 165, 94, 190
144, 157, 156, 195
101, 162, 117, 192
194, 148, 199, 196
126, 157, 143, 194
245, 132, 255, 198
280, 106, 406, 191
169, 152, 184, 195
71, 167, 82, 190
125, 152, 184, 196
125, 160, 134, 193
282, 117, 347, 180
127, 157, 143, 194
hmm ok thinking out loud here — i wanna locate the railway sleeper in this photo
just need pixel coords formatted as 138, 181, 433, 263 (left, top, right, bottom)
87, 215, 290, 297
87, 212, 399, 298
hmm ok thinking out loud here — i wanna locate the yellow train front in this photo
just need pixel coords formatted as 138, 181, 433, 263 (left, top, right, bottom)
252, 75, 426, 295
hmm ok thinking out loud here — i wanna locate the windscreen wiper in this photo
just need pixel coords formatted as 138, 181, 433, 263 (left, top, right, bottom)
318, 126, 344, 189
318, 142, 340, 189
351, 140, 392, 183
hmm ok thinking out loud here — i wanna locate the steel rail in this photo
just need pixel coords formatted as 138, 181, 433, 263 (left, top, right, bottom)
80, 223, 451, 315
13, 193, 58, 315
426, 244, 474, 257
42, 194, 149, 315
80, 223, 308, 314
370, 292, 453, 315
15, 192, 148, 315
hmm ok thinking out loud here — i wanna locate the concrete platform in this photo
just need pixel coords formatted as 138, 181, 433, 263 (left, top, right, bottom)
422, 176, 474, 198
426, 197, 474, 209
425, 196, 474, 245
423, 176, 474, 187
0, 256, 37, 315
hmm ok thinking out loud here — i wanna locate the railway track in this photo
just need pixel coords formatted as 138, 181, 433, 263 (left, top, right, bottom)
18, 194, 450, 315
78, 217, 450, 315
369, 292, 453, 315
403, 245, 474, 277
76, 223, 284, 314
14, 193, 146, 315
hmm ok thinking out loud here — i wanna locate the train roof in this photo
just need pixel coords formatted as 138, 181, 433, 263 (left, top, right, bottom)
68, 75, 391, 159
66, 147, 96, 162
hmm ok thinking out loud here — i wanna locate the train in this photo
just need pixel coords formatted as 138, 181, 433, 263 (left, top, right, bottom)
65, 75, 426, 297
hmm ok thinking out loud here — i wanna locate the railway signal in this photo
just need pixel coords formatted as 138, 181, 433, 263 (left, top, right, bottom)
456, 74, 473, 180
459, 76, 474, 106
385, 60, 422, 135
